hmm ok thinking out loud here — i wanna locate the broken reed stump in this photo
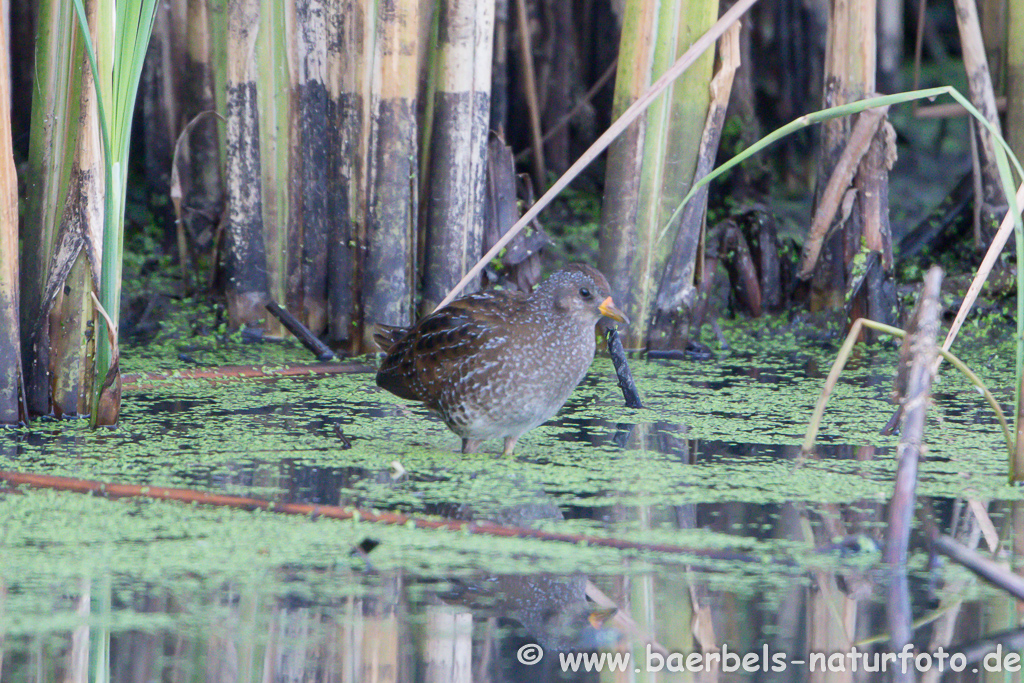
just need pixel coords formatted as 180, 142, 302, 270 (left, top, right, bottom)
421, 0, 494, 313
884, 265, 942, 666
179, 0, 223, 295
325, 0, 363, 345
290, 0, 331, 335
361, 0, 418, 351
224, 0, 270, 329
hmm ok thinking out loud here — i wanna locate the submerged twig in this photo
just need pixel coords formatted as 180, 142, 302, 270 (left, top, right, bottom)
0, 470, 762, 561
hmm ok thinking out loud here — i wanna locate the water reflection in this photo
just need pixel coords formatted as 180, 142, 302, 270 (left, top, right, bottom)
1, 346, 1017, 682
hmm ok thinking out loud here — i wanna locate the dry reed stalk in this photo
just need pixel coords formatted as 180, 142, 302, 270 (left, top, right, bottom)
885, 266, 942, 572
953, 0, 1008, 246
916, 97, 1007, 118
362, 0, 419, 350
325, 0, 364, 345
225, 0, 270, 329
1008, 0, 1024, 165
421, 0, 494, 312
0, 469, 765, 560
289, 0, 330, 335
799, 107, 888, 277
933, 535, 1024, 600
180, 0, 224, 291
808, 0, 881, 312
514, 0, 546, 189
120, 361, 371, 390
0, 19, 24, 424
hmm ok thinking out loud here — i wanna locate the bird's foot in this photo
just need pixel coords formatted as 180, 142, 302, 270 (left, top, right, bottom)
502, 436, 519, 456
462, 438, 482, 454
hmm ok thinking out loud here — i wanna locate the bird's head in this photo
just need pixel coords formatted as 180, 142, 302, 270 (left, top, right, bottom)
539, 264, 629, 328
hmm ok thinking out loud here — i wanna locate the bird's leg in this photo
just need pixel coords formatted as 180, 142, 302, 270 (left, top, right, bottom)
462, 438, 482, 454
502, 436, 519, 456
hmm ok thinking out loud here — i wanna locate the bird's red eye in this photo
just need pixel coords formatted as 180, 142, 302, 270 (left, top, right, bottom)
579, 287, 591, 298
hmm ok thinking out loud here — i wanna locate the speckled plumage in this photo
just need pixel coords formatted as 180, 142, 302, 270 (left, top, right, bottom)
375, 264, 628, 455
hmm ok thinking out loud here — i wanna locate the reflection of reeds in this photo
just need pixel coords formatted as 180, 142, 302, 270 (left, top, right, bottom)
424, 606, 472, 683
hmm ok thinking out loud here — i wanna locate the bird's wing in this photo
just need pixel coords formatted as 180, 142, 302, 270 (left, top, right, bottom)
375, 291, 528, 405
373, 324, 410, 352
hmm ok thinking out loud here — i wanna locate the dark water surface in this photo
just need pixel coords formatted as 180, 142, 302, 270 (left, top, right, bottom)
2, 330, 1021, 682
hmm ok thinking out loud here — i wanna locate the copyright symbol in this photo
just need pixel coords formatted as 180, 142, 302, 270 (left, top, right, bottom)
517, 643, 544, 665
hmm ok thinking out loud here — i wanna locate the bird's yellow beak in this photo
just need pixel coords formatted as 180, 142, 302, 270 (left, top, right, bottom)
599, 297, 629, 325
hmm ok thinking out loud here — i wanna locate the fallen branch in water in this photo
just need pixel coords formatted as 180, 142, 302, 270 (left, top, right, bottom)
0, 470, 760, 562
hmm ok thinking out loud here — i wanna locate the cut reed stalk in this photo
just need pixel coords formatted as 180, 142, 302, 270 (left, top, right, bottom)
808, 0, 880, 311
257, 0, 291, 336
0, 20, 24, 425
421, 0, 494, 312
325, 0, 364, 345
290, 0, 330, 335
224, 0, 270, 329
362, 0, 419, 350
181, 0, 224, 291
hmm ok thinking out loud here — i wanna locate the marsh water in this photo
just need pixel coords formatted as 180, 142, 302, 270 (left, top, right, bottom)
1, 318, 1021, 683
